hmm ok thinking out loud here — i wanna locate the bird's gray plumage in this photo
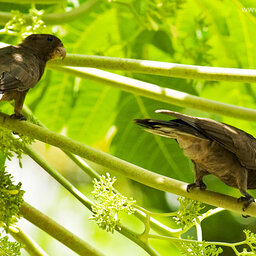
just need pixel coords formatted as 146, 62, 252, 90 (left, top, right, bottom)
0, 34, 66, 119
134, 110, 256, 210
0, 45, 43, 92
156, 110, 256, 172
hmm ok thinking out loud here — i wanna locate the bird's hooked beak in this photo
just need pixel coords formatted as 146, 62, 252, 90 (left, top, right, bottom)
53, 44, 66, 60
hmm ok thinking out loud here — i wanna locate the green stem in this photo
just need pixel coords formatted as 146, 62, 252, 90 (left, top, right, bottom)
148, 234, 229, 247
195, 222, 202, 241
9, 226, 48, 256
63, 151, 101, 179
49, 65, 256, 121
134, 205, 174, 217
200, 207, 225, 221
117, 225, 160, 256
19, 202, 105, 256
23, 145, 93, 210
0, 112, 254, 216
149, 233, 252, 254
51, 54, 256, 83
0, 0, 101, 25
133, 206, 182, 237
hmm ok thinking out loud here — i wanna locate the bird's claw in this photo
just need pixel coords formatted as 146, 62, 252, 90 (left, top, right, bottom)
187, 182, 207, 192
238, 196, 255, 211
187, 183, 196, 192
10, 114, 26, 135
10, 114, 26, 121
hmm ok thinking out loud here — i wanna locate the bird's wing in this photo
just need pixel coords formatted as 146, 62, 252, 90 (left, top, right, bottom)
156, 110, 256, 170
0, 72, 22, 91
0, 45, 41, 92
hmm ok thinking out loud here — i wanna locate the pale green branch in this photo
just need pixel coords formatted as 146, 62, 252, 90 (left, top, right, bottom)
51, 54, 256, 83
23, 145, 93, 210
0, 0, 101, 25
9, 226, 48, 256
19, 202, 105, 256
49, 65, 256, 121
0, 112, 254, 216
64, 152, 101, 179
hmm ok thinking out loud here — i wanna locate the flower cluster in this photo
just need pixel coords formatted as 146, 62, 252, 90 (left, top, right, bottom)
179, 240, 223, 256
173, 196, 204, 229
0, 235, 22, 256
1, 8, 46, 38
90, 173, 135, 233
0, 167, 24, 230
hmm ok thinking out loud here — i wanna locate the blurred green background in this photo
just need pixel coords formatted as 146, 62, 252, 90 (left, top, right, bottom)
2, 0, 256, 255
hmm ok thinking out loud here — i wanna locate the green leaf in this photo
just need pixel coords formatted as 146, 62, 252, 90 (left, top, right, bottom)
111, 92, 193, 182
33, 70, 74, 132
67, 79, 120, 145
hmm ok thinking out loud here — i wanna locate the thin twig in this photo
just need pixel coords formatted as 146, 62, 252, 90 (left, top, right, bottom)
9, 226, 48, 256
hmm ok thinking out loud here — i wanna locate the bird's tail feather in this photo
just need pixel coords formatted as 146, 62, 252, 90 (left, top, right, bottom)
134, 118, 207, 139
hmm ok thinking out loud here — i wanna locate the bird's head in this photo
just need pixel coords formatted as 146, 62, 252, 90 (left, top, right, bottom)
21, 34, 66, 61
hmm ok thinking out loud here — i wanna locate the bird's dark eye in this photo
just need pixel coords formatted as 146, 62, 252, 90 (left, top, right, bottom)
47, 35, 53, 42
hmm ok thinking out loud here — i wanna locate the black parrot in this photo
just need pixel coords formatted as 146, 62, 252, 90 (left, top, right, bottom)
0, 34, 66, 119
134, 110, 256, 210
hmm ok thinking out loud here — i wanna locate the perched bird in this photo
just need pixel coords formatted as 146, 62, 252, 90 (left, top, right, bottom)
134, 110, 256, 211
0, 34, 66, 119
